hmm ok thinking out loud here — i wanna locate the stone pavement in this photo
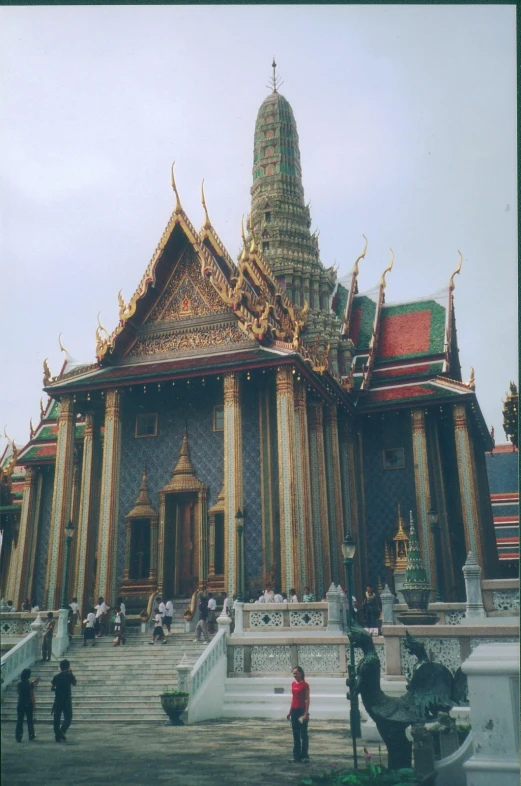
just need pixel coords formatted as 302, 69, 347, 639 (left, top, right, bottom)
1, 718, 386, 785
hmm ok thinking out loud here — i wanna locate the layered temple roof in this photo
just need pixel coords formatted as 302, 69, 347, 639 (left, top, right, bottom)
7, 70, 485, 453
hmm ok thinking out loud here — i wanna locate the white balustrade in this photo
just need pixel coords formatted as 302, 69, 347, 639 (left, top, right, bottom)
1, 614, 45, 692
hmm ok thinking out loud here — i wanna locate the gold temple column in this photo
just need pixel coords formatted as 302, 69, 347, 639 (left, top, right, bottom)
11, 467, 38, 609
339, 417, 363, 594
324, 405, 344, 584
149, 514, 159, 584
24, 471, 43, 603
74, 412, 101, 613
307, 401, 331, 599
123, 520, 132, 582
45, 395, 76, 609
223, 373, 243, 597
275, 367, 299, 592
294, 381, 314, 588
96, 390, 122, 602
411, 409, 436, 588
452, 403, 483, 564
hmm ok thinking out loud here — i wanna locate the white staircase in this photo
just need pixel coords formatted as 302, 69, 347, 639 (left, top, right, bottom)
1, 623, 208, 725
222, 676, 352, 720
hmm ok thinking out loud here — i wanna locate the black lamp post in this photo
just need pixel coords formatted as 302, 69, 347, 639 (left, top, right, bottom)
235, 509, 244, 603
60, 520, 75, 610
428, 506, 443, 601
342, 533, 361, 770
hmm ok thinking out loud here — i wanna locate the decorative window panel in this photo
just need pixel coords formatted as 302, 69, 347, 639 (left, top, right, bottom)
289, 610, 324, 628
249, 611, 283, 628
492, 590, 519, 613
233, 646, 245, 673
251, 645, 291, 672
297, 645, 339, 673
400, 637, 461, 682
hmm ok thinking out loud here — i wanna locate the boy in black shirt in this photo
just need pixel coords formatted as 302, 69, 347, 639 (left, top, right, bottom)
15, 668, 38, 742
51, 659, 77, 742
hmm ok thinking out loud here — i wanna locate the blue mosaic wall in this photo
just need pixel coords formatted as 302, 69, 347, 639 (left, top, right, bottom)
361, 411, 417, 587
34, 466, 54, 607
117, 386, 224, 588
241, 387, 263, 579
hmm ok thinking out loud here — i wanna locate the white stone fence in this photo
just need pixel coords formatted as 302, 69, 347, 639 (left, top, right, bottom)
1, 615, 45, 693
0, 611, 60, 637
241, 602, 328, 631
177, 613, 230, 723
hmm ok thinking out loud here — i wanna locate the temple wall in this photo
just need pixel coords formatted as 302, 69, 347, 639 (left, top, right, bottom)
360, 411, 417, 587
33, 466, 55, 607
241, 386, 262, 582
117, 387, 225, 589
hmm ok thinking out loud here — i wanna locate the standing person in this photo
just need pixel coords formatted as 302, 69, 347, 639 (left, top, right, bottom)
15, 669, 38, 742
157, 596, 166, 631
7, 600, 16, 612
116, 597, 126, 641
83, 608, 96, 647
207, 593, 217, 634
22, 598, 31, 612
286, 666, 310, 764
362, 586, 381, 633
264, 584, 275, 603
149, 609, 166, 644
194, 596, 209, 643
222, 592, 231, 617
51, 659, 76, 743
41, 612, 55, 661
274, 588, 283, 603
164, 597, 174, 635
289, 588, 299, 603
113, 610, 126, 646
69, 597, 79, 635
94, 596, 109, 637
31, 600, 39, 612
302, 587, 315, 602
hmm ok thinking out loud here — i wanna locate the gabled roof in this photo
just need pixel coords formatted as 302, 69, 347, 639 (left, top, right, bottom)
17, 397, 85, 466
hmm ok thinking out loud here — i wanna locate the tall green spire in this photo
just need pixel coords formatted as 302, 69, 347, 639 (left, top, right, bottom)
250, 63, 335, 311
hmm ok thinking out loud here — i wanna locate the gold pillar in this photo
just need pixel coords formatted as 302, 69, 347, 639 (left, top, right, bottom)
96, 390, 122, 602
339, 417, 362, 595
25, 471, 43, 603
11, 467, 37, 609
294, 381, 314, 588
275, 367, 299, 592
324, 405, 344, 584
452, 403, 483, 564
223, 373, 243, 597
123, 520, 132, 582
411, 409, 436, 588
307, 400, 330, 598
74, 412, 101, 614
45, 395, 76, 609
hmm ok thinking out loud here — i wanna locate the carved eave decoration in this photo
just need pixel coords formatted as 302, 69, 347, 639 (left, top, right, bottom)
126, 467, 158, 521
361, 249, 394, 392
162, 431, 206, 494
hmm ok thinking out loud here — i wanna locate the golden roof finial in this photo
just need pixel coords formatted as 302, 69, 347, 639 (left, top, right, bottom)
249, 212, 258, 254
240, 216, 248, 262
40, 397, 46, 420
117, 289, 127, 319
171, 162, 182, 214
353, 234, 368, 276
490, 425, 495, 446
449, 250, 463, 291
201, 179, 211, 230
97, 312, 108, 336
43, 358, 52, 387
29, 418, 35, 439
380, 248, 394, 288
58, 333, 68, 355
467, 366, 476, 390
3, 425, 11, 443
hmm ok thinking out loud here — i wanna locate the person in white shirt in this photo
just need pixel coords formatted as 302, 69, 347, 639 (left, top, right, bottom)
149, 611, 167, 645
289, 588, 298, 603
207, 593, 217, 633
7, 601, 16, 612
264, 585, 275, 603
31, 600, 39, 612
255, 591, 266, 604
164, 598, 174, 634
69, 598, 80, 635
222, 594, 231, 616
94, 597, 110, 637
274, 589, 284, 603
83, 609, 96, 648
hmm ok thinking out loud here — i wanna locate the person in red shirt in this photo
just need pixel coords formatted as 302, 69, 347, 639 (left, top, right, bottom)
286, 666, 310, 763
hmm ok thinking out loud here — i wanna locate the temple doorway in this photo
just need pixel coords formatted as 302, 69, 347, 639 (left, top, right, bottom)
163, 492, 199, 598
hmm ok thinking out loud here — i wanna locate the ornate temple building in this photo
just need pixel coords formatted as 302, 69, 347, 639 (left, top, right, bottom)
0, 68, 500, 613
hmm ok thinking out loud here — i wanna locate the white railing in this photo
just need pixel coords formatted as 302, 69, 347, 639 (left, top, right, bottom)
190, 625, 227, 700
1, 618, 43, 692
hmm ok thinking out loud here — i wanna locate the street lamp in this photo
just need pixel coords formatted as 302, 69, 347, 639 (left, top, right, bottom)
60, 520, 75, 610
428, 506, 443, 601
342, 533, 361, 770
235, 509, 244, 603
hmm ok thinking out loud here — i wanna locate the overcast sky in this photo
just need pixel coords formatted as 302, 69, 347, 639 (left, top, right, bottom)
0, 4, 517, 454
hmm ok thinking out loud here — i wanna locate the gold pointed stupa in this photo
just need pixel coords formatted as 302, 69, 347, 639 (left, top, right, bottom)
393, 502, 409, 571
163, 430, 205, 493
126, 467, 158, 520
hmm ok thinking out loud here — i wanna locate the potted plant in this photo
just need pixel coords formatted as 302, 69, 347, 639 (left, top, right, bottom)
160, 690, 189, 725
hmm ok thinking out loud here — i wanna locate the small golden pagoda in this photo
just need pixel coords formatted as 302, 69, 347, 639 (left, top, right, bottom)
392, 502, 409, 571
